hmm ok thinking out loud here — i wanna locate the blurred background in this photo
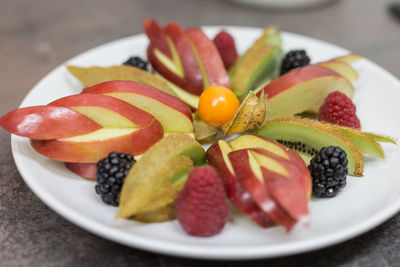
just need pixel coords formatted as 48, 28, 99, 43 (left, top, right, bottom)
1, 0, 400, 266
1, 0, 399, 114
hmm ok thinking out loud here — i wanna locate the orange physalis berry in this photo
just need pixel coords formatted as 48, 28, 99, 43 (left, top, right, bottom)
198, 86, 239, 127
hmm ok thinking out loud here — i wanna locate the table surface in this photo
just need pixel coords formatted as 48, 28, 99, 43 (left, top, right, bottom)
1, 0, 400, 266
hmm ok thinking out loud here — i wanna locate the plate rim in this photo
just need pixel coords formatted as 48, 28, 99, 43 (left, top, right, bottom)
11, 25, 400, 260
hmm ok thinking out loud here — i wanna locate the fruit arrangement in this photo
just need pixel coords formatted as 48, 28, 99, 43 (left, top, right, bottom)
0, 19, 397, 238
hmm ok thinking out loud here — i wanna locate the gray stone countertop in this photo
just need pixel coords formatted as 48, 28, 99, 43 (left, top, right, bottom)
1, 0, 400, 266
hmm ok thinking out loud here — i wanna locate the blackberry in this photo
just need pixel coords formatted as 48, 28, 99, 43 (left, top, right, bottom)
308, 146, 348, 198
281, 50, 310, 75
95, 152, 135, 206
123, 56, 149, 71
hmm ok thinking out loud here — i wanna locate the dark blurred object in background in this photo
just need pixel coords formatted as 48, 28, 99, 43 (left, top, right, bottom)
389, 2, 400, 20
226, 0, 337, 9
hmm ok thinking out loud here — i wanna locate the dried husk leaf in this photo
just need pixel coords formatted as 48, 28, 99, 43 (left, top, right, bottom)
248, 91, 268, 129
193, 112, 218, 143
221, 91, 268, 136
67, 65, 176, 96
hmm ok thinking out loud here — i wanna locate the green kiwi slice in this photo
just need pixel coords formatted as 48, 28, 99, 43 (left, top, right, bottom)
362, 132, 398, 145
330, 124, 385, 158
257, 117, 364, 176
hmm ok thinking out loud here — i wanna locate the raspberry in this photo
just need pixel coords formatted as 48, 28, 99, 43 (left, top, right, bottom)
318, 91, 361, 129
213, 30, 238, 69
175, 166, 229, 237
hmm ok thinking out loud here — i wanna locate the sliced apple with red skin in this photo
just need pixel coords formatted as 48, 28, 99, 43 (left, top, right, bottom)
228, 149, 297, 231
31, 93, 163, 163
145, 19, 204, 96
246, 148, 309, 224
316, 61, 358, 81
65, 162, 97, 180
143, 18, 170, 57
258, 65, 354, 121
163, 22, 205, 95
185, 28, 230, 89
82, 80, 193, 133
48, 93, 156, 128
206, 140, 275, 228
145, 19, 230, 99
0, 106, 101, 140
155, 73, 200, 110
31, 120, 163, 163
229, 134, 312, 199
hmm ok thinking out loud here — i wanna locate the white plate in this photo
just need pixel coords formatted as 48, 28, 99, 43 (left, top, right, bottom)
11, 26, 400, 260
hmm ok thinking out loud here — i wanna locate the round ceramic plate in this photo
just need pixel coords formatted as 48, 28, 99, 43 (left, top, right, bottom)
11, 26, 400, 260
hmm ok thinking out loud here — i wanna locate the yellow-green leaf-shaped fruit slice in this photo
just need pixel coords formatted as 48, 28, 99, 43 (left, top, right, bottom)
316, 61, 359, 82
331, 53, 363, 64
230, 26, 284, 100
154, 73, 200, 109
118, 133, 205, 219
134, 203, 176, 223
67, 65, 176, 96
119, 155, 193, 219
193, 112, 218, 143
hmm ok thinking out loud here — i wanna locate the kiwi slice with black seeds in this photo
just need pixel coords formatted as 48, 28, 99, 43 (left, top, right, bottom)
258, 117, 397, 177
257, 117, 364, 176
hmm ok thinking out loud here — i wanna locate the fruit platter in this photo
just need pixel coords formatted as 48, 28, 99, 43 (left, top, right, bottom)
3, 20, 400, 259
